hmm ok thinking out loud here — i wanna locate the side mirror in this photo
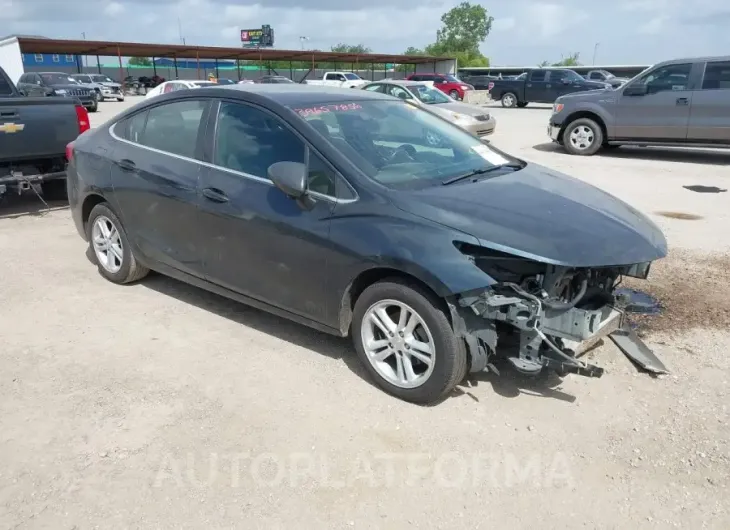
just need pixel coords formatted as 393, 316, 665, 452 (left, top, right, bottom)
268, 161, 307, 198
623, 84, 647, 96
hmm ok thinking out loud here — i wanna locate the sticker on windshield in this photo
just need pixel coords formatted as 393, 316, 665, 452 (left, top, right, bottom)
294, 103, 362, 117
471, 144, 509, 165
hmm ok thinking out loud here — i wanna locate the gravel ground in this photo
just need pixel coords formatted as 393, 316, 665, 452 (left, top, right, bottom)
1, 98, 729, 529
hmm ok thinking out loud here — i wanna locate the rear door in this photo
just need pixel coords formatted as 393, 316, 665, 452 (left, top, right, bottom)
525, 70, 550, 102
687, 59, 730, 143
197, 99, 336, 322
109, 98, 211, 277
614, 62, 695, 140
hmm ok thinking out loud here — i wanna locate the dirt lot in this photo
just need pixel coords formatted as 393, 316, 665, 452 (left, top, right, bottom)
1, 98, 729, 529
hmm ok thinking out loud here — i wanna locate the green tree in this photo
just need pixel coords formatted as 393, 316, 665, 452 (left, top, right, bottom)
435, 2, 493, 54
538, 60, 550, 67
330, 43, 372, 54
402, 46, 424, 56
552, 53, 581, 67
128, 56, 152, 67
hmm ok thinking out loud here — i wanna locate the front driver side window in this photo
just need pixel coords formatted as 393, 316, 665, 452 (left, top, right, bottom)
636, 63, 692, 94
213, 101, 305, 179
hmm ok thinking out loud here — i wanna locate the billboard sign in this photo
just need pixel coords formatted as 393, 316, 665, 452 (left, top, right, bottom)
241, 25, 274, 47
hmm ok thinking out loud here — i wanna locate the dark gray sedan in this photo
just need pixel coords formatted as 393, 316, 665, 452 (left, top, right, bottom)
66, 84, 667, 403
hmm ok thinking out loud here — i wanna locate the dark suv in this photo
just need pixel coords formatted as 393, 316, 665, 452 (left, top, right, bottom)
549, 56, 730, 155
17, 72, 97, 112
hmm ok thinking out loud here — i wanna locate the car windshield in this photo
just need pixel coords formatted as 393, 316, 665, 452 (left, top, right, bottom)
344, 73, 362, 80
596, 70, 614, 79
290, 100, 516, 190
192, 81, 215, 87
41, 74, 77, 84
408, 85, 452, 104
444, 75, 461, 83
91, 75, 114, 83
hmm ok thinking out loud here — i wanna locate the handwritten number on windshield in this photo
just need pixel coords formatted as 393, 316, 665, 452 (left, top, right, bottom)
294, 103, 363, 117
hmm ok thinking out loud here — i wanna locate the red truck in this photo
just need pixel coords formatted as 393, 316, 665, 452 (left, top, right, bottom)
405, 73, 474, 100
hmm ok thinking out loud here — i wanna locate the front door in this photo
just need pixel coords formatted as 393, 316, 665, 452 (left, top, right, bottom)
614, 62, 694, 140
525, 70, 551, 103
109, 98, 210, 277
687, 60, 730, 143
197, 100, 335, 322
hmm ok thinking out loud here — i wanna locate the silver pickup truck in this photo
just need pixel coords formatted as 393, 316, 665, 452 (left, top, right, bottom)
548, 56, 730, 155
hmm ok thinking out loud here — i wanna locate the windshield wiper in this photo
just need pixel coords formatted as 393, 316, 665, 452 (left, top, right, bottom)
441, 163, 522, 185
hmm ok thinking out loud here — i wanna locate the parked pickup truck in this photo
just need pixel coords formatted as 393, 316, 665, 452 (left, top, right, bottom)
303, 71, 367, 88
0, 66, 90, 199
488, 68, 611, 108
583, 69, 630, 88
548, 56, 730, 155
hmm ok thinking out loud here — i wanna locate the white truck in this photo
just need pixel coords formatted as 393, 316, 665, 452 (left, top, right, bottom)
303, 71, 367, 88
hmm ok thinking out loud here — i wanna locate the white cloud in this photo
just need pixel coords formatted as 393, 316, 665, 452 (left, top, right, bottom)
104, 2, 125, 16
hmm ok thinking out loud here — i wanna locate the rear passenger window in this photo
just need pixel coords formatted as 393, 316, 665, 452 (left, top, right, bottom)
701, 61, 730, 90
530, 70, 547, 82
213, 101, 305, 178
0, 75, 13, 96
140, 100, 206, 158
118, 111, 149, 143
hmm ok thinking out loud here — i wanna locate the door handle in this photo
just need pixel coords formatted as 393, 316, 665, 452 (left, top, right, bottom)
676, 97, 689, 106
115, 159, 137, 172
1, 109, 19, 118
546, 84, 551, 88
527, 83, 532, 87
202, 187, 229, 203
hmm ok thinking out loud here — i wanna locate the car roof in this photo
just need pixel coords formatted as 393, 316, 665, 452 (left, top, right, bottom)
192, 84, 396, 106
367, 80, 429, 88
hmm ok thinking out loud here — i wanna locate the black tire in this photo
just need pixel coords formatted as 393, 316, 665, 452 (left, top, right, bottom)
562, 117, 603, 156
501, 92, 518, 108
449, 89, 460, 100
86, 203, 149, 284
88, 101, 98, 113
41, 179, 67, 201
352, 279, 467, 404
517, 102, 528, 108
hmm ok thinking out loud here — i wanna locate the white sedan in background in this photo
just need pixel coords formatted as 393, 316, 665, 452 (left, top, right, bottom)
144, 80, 218, 99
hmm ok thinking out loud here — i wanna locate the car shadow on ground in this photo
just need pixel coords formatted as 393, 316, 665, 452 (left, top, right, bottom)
533, 141, 730, 165
454, 358, 577, 404
0, 193, 68, 219
105, 271, 576, 406
138, 273, 375, 384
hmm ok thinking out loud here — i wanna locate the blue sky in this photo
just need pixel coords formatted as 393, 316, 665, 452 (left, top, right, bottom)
2, 0, 729, 66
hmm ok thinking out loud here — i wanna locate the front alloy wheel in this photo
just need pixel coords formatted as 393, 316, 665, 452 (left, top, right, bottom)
352, 279, 467, 404
563, 117, 603, 156
361, 300, 436, 389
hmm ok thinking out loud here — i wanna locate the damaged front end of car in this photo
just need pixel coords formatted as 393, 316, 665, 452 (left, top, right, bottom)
448, 243, 668, 379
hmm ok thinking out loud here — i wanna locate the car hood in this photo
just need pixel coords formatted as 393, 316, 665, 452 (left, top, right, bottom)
431, 101, 489, 117
557, 88, 614, 102
98, 82, 121, 87
393, 163, 667, 267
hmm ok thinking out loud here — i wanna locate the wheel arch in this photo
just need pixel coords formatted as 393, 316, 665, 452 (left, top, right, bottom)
560, 110, 608, 144
338, 267, 450, 337
81, 193, 107, 231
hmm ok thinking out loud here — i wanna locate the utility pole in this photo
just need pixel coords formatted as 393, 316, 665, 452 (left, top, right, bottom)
592, 42, 600, 65
299, 36, 309, 50
82, 32, 87, 69
178, 17, 186, 45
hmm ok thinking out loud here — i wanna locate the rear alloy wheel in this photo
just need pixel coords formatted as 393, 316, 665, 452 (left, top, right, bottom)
501, 92, 518, 108
563, 117, 603, 156
86, 203, 149, 284
449, 89, 460, 99
352, 280, 467, 404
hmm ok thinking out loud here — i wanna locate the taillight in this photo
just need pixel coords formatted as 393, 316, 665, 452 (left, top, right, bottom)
75, 105, 90, 134
66, 142, 74, 162
488, 82, 494, 90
